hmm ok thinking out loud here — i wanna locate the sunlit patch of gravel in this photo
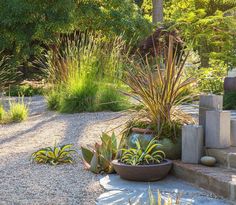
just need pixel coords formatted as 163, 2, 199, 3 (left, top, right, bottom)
0, 96, 130, 205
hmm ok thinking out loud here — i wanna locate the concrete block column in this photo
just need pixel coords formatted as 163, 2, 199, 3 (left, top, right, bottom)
199, 95, 223, 134
231, 119, 236, 146
205, 110, 231, 148
182, 125, 204, 164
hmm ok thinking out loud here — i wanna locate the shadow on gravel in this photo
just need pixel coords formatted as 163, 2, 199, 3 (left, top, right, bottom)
0, 115, 58, 146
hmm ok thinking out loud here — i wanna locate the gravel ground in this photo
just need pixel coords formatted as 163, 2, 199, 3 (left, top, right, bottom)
0, 96, 129, 205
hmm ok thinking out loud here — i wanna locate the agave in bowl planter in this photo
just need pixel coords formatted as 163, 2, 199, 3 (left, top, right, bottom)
112, 138, 172, 182
125, 124, 182, 160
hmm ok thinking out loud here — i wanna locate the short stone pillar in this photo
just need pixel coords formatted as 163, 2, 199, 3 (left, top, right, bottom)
231, 119, 236, 146
205, 110, 231, 148
199, 95, 223, 134
182, 125, 204, 164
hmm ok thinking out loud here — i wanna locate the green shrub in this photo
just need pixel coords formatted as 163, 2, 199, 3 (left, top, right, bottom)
9, 100, 28, 122
7, 84, 43, 97
186, 61, 227, 95
224, 91, 236, 110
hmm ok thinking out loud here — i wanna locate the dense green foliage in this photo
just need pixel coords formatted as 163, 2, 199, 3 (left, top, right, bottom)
139, 0, 236, 68
166, 0, 236, 68
224, 91, 236, 110
187, 61, 227, 94
0, 54, 18, 89
7, 84, 44, 96
0, 0, 151, 67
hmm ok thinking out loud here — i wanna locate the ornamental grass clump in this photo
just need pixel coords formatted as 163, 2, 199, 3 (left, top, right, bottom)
8, 98, 28, 122
40, 33, 130, 113
124, 36, 196, 140
0, 52, 19, 89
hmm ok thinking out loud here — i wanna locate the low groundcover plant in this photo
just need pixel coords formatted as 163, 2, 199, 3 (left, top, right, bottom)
31, 144, 76, 165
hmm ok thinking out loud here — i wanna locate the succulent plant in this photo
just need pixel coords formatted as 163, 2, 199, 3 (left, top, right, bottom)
120, 138, 165, 166
81, 132, 118, 174
31, 144, 76, 165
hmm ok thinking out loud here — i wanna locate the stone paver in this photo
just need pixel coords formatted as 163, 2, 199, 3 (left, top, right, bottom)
97, 174, 233, 205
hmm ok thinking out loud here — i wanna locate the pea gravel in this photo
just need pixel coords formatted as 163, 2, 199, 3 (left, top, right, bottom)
0, 96, 129, 205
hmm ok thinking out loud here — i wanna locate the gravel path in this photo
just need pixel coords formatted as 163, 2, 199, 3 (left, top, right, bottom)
0, 96, 129, 205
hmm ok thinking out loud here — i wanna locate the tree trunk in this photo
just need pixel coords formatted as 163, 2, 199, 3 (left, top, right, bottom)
152, 0, 163, 24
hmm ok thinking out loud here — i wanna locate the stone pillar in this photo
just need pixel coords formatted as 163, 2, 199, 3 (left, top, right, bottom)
199, 95, 223, 134
205, 110, 231, 148
231, 119, 236, 146
182, 125, 204, 164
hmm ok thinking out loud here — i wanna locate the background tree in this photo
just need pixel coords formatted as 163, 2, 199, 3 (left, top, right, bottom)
139, 0, 236, 68
166, 0, 236, 68
0, 0, 152, 73
152, 0, 163, 24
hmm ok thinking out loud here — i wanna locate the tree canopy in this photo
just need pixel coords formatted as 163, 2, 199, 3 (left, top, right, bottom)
166, 0, 236, 68
138, 0, 236, 68
0, 0, 152, 65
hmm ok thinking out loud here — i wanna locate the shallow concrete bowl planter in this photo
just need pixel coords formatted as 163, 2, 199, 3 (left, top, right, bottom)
112, 159, 173, 182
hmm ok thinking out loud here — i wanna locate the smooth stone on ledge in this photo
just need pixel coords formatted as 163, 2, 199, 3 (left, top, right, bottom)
200, 156, 216, 167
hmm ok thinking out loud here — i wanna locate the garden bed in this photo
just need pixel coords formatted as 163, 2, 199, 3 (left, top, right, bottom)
0, 96, 129, 204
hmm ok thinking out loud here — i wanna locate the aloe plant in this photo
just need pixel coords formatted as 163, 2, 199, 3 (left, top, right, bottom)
120, 138, 165, 165
31, 144, 76, 165
81, 132, 118, 174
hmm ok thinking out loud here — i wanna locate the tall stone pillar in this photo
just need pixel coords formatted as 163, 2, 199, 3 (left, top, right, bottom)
205, 110, 231, 148
199, 95, 223, 135
182, 125, 204, 164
